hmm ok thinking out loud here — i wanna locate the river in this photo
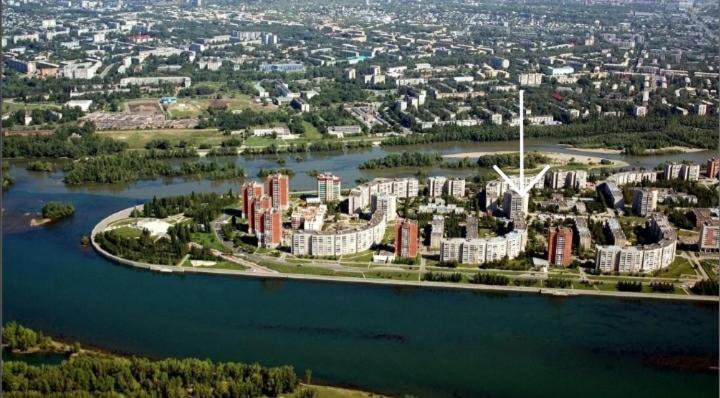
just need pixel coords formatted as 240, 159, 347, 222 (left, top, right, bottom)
2, 141, 718, 398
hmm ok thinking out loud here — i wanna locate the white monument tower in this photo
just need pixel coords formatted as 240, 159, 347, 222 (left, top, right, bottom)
493, 90, 550, 205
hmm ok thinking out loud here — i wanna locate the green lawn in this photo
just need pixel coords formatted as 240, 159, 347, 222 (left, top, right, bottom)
207, 261, 249, 271
365, 271, 419, 281
243, 135, 276, 147
98, 128, 224, 150
191, 232, 230, 253
291, 384, 380, 398
2, 102, 60, 114
653, 257, 697, 279
111, 226, 143, 239
302, 121, 322, 140
341, 251, 375, 263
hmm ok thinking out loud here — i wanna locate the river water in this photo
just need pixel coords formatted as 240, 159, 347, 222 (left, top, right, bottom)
2, 141, 717, 398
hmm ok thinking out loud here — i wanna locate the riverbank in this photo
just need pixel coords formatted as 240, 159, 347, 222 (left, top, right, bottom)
442, 151, 629, 168
565, 145, 707, 155
3, 323, 382, 398
91, 206, 717, 303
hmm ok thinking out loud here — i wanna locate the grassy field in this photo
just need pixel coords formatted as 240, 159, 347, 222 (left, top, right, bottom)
191, 232, 231, 253
98, 128, 225, 150
653, 257, 697, 279
292, 384, 384, 398
341, 251, 375, 263
208, 261, 249, 271
244, 135, 276, 147
302, 121, 322, 140
2, 102, 61, 114
111, 226, 143, 239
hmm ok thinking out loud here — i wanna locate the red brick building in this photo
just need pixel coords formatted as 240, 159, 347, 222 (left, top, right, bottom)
394, 219, 418, 258
241, 181, 264, 219
548, 226, 573, 266
260, 208, 283, 248
707, 158, 719, 179
250, 194, 272, 234
266, 173, 289, 210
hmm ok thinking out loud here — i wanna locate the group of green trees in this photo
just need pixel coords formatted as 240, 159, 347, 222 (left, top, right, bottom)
96, 225, 215, 265
139, 192, 237, 226
3, 123, 127, 159
380, 115, 715, 151
1, 106, 85, 129
616, 280, 643, 292
690, 280, 719, 296
41, 202, 75, 221
244, 140, 372, 156
26, 160, 56, 172
359, 152, 444, 169
3, 350, 299, 397
64, 153, 244, 184
422, 272, 463, 283
544, 278, 572, 289
649, 281, 675, 293
2, 322, 52, 352
469, 273, 510, 286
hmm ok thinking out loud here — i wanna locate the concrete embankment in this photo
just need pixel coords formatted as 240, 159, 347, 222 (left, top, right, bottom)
91, 207, 719, 303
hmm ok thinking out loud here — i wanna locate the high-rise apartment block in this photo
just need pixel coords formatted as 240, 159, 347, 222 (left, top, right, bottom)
241, 181, 264, 218
317, 173, 341, 202
632, 189, 658, 216
394, 219, 418, 258
547, 227, 573, 266
266, 173, 289, 209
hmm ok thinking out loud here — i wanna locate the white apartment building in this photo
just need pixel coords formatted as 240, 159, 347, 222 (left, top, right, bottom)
291, 211, 386, 256
371, 193, 397, 222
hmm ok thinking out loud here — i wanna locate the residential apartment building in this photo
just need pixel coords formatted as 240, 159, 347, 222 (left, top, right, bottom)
548, 227, 573, 266
266, 173, 289, 210
632, 189, 658, 216
241, 181, 264, 218
394, 219, 419, 258
317, 173, 341, 203
699, 220, 720, 252
371, 193, 397, 222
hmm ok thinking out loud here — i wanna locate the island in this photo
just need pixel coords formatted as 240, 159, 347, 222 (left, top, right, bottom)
32, 201, 75, 226
91, 160, 719, 302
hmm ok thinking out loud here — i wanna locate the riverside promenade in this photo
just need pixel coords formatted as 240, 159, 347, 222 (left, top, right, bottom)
91, 206, 719, 303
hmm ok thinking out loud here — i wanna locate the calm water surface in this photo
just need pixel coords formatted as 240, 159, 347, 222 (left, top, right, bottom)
2, 143, 717, 398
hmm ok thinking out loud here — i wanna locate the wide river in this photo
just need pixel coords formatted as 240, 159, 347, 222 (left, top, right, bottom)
3, 140, 718, 398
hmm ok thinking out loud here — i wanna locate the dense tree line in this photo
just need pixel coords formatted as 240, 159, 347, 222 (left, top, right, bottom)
26, 160, 56, 172
96, 225, 216, 265
2, 322, 52, 352
3, 124, 127, 159
544, 277, 572, 289
140, 192, 237, 226
3, 350, 298, 397
616, 280, 643, 292
690, 280, 719, 296
41, 202, 75, 220
649, 281, 675, 293
64, 153, 244, 184
469, 273, 510, 286
244, 140, 372, 155
359, 152, 444, 169
381, 115, 715, 150
422, 272, 463, 283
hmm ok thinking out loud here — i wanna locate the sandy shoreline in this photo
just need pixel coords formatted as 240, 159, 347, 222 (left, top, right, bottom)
564, 145, 706, 155
443, 151, 629, 168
